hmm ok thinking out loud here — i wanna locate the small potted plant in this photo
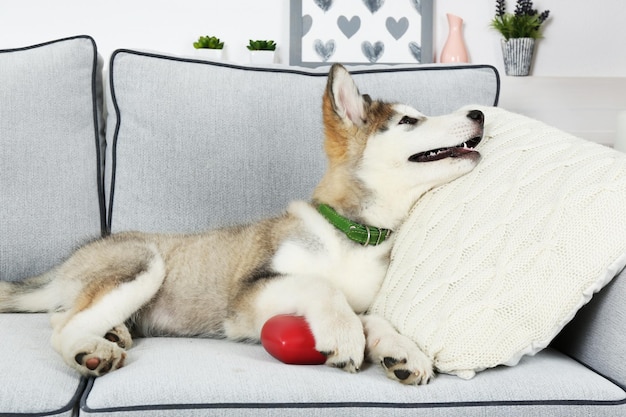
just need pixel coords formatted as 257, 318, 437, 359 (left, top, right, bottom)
193, 35, 225, 61
490, 0, 550, 76
247, 39, 277, 65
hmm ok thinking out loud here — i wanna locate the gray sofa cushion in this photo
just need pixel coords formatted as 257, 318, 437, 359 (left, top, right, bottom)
0, 35, 105, 282
0, 314, 87, 417
80, 337, 625, 416
104, 53, 499, 234
0, 35, 102, 417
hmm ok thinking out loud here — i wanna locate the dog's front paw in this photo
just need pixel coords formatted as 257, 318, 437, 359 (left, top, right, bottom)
362, 314, 434, 385
310, 313, 365, 374
379, 348, 433, 385
321, 347, 363, 373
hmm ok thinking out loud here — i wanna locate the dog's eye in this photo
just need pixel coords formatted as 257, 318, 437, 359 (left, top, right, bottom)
399, 116, 418, 125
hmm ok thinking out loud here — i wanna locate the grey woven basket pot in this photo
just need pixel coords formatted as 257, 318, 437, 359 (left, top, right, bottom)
501, 38, 535, 76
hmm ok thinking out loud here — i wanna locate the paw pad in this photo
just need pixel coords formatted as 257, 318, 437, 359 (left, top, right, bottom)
383, 357, 405, 368
74, 349, 126, 376
75, 353, 102, 371
393, 369, 411, 381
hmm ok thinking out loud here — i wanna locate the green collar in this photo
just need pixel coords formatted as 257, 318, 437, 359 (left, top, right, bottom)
317, 204, 392, 246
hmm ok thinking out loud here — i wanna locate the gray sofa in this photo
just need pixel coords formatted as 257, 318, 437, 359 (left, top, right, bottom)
1, 35, 624, 417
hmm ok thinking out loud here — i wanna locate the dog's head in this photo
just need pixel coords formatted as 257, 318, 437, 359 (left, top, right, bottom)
314, 64, 484, 228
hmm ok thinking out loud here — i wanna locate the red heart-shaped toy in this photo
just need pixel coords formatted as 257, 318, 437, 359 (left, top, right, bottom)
261, 315, 326, 365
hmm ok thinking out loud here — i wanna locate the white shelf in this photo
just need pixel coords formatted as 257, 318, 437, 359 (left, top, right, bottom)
497, 76, 626, 147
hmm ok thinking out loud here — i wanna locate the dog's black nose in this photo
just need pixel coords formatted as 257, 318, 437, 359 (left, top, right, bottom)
466, 110, 484, 125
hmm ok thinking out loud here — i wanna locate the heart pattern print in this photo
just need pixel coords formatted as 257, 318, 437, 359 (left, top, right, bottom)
386, 17, 409, 40
314, 39, 336, 62
409, 42, 422, 62
299, 0, 428, 64
361, 41, 385, 63
314, 0, 333, 12
337, 15, 361, 39
302, 15, 313, 36
362, 0, 384, 14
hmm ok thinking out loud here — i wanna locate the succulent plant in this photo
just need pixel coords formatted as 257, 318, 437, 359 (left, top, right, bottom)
246, 40, 277, 51
193, 36, 224, 50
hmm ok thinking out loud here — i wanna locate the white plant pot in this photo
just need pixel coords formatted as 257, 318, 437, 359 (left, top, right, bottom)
195, 48, 223, 61
500, 38, 535, 76
249, 50, 275, 65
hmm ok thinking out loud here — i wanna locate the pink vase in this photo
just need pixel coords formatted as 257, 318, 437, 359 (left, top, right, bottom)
440, 13, 469, 63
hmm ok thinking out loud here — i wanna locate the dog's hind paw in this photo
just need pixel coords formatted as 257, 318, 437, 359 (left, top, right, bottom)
69, 337, 127, 377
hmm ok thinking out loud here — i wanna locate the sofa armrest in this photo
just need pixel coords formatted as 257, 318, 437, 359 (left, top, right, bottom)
554, 265, 626, 389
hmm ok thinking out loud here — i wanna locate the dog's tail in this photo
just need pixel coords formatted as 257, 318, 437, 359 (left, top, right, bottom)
0, 270, 66, 313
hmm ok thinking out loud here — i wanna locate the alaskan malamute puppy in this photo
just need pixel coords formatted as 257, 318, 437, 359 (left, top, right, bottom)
0, 64, 484, 385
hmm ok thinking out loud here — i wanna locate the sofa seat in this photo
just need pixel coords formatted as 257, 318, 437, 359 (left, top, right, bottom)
2, 314, 87, 417
4, 314, 625, 417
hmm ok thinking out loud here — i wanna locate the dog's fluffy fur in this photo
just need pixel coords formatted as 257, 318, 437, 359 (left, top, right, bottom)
0, 64, 484, 385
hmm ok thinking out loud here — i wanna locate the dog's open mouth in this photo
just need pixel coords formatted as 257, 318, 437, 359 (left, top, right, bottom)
408, 136, 483, 163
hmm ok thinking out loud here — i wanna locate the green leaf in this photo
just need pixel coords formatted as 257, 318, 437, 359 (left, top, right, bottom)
194, 35, 224, 49
490, 13, 544, 39
247, 39, 276, 51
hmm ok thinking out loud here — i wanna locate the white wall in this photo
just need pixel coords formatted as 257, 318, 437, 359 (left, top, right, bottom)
1, 0, 625, 76
0, 0, 290, 65
434, 0, 626, 77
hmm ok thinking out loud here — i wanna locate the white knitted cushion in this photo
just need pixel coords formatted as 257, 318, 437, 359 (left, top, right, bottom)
370, 106, 626, 379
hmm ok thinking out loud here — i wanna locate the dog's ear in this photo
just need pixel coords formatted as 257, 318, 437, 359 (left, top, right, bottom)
326, 64, 366, 127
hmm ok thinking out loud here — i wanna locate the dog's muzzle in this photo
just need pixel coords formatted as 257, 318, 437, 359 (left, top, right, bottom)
409, 110, 484, 163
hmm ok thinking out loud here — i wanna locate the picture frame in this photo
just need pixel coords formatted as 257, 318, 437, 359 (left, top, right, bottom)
289, 0, 434, 67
